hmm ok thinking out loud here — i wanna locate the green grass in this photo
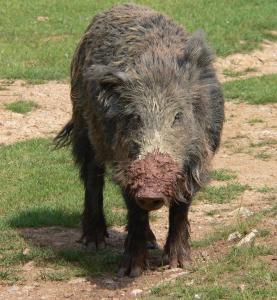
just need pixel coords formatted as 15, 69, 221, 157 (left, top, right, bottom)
0, 139, 125, 282
223, 67, 259, 78
223, 69, 245, 78
256, 186, 274, 193
223, 74, 277, 104
250, 139, 277, 148
192, 212, 263, 248
4, 100, 39, 114
196, 182, 248, 204
254, 152, 272, 160
0, 138, 125, 227
157, 209, 276, 299
211, 169, 236, 181
0, 0, 276, 80
150, 244, 277, 300
247, 118, 264, 125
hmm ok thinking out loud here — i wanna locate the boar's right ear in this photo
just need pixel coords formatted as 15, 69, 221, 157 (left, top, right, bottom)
83, 64, 129, 86
178, 29, 214, 69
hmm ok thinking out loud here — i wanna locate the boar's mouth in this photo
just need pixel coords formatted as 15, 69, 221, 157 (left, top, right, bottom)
127, 151, 187, 210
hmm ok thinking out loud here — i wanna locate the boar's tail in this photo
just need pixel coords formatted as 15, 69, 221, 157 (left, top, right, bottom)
54, 120, 74, 149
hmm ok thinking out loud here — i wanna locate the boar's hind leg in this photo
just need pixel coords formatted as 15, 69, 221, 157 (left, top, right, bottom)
73, 129, 108, 249
118, 195, 149, 277
164, 202, 191, 268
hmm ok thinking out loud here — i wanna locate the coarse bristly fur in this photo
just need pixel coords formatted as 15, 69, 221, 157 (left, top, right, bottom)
55, 4, 224, 277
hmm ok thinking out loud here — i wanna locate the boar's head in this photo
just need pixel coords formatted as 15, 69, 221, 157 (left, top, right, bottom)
84, 30, 220, 211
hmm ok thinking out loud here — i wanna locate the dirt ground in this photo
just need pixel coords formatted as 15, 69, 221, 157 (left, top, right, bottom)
0, 41, 276, 299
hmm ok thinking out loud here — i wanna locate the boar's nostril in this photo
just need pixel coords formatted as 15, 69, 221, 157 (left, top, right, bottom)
136, 196, 164, 211
153, 199, 162, 205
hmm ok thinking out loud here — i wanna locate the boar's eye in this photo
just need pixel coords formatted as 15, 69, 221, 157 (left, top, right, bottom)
123, 114, 141, 132
129, 140, 141, 158
129, 114, 141, 129
172, 112, 184, 127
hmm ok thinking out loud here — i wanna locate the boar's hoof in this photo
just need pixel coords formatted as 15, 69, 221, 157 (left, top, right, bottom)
117, 254, 146, 277
78, 229, 109, 250
117, 250, 148, 277
163, 243, 191, 269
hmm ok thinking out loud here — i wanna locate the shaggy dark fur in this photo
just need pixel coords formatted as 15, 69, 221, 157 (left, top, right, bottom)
55, 4, 224, 277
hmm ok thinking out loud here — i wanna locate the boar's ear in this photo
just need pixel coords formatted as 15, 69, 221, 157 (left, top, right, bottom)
84, 64, 129, 86
178, 29, 214, 69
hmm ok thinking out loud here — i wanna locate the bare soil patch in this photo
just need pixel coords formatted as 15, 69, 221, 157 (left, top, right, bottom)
0, 80, 71, 145
216, 40, 277, 81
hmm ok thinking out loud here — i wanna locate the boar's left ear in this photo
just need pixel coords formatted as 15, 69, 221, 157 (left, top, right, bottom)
178, 29, 214, 69
84, 64, 129, 86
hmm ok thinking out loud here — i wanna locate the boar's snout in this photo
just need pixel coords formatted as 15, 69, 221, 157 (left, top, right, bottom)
136, 192, 165, 211
127, 151, 183, 211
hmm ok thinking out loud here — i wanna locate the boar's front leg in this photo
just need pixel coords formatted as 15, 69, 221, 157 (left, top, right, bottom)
80, 159, 108, 249
73, 129, 108, 249
118, 194, 149, 277
164, 201, 191, 268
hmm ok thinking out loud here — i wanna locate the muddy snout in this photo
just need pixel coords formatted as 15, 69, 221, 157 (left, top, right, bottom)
136, 192, 165, 211
127, 152, 182, 212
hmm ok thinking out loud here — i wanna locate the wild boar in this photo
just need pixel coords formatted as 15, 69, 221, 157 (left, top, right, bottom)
55, 4, 224, 277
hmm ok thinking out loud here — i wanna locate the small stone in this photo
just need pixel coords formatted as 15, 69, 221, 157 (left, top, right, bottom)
239, 284, 246, 292
8, 285, 19, 292
130, 289, 143, 297
270, 220, 277, 227
194, 294, 201, 299
231, 207, 254, 218
68, 277, 87, 284
103, 278, 115, 285
37, 16, 49, 22
227, 231, 242, 242
237, 229, 258, 247
23, 248, 31, 255
64, 292, 73, 298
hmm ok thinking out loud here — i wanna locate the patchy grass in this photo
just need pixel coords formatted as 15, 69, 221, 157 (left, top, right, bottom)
0, 138, 125, 228
256, 186, 274, 193
223, 74, 277, 104
0, 0, 277, 80
247, 118, 264, 125
223, 69, 245, 78
24, 79, 47, 85
0, 139, 125, 282
250, 139, 277, 148
4, 100, 39, 114
196, 182, 249, 204
192, 212, 263, 248
150, 244, 277, 299
151, 207, 277, 300
0, 85, 8, 91
254, 152, 272, 160
244, 67, 258, 73
211, 169, 236, 181
223, 67, 259, 78
205, 209, 221, 217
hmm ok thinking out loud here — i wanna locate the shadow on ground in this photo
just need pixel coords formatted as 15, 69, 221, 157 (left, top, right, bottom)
8, 208, 166, 290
